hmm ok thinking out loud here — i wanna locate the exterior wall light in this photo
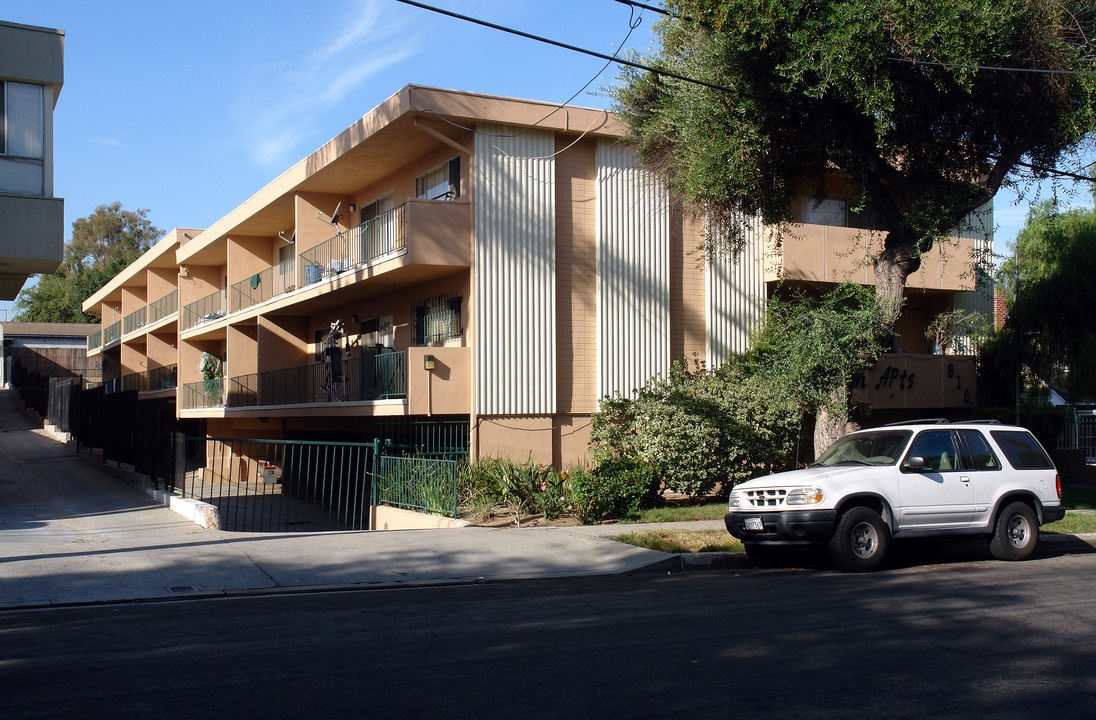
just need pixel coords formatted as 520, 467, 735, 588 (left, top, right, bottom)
424, 354, 435, 371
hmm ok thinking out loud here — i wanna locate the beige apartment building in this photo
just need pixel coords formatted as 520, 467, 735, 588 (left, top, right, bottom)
0, 20, 65, 299
83, 85, 992, 467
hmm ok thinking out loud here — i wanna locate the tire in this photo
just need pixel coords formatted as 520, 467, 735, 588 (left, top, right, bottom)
744, 544, 798, 568
828, 506, 890, 572
989, 501, 1039, 561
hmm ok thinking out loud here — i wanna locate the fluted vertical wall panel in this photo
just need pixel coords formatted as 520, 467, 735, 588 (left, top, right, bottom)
950, 202, 995, 354
474, 124, 556, 415
596, 141, 670, 398
706, 213, 768, 367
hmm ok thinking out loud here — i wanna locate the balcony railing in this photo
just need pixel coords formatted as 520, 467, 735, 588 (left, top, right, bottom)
181, 289, 227, 331
123, 306, 147, 335
103, 321, 121, 346
299, 205, 407, 287
119, 365, 178, 394
182, 377, 224, 409
209, 351, 407, 409
148, 290, 178, 324
229, 256, 296, 313
87, 330, 102, 351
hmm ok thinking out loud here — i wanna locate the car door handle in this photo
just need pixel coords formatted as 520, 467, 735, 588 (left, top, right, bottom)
960, 475, 971, 483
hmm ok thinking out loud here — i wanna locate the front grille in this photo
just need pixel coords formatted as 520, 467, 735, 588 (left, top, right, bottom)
742, 489, 787, 507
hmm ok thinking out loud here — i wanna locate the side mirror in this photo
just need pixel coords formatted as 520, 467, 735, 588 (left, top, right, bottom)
905, 455, 927, 471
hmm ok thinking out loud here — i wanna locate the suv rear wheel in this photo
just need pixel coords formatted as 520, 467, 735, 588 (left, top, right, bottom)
828, 507, 890, 572
989, 501, 1039, 561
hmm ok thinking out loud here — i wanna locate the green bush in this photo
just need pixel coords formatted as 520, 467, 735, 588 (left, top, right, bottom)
568, 456, 658, 523
458, 456, 571, 523
590, 358, 802, 499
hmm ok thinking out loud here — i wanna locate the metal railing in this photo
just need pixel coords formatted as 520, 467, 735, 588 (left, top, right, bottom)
176, 436, 377, 532
299, 205, 407, 287
181, 289, 227, 330
120, 365, 177, 394
123, 306, 147, 335
372, 455, 460, 518
148, 290, 178, 324
103, 320, 122, 346
229, 256, 296, 313
225, 351, 407, 408
182, 378, 224, 408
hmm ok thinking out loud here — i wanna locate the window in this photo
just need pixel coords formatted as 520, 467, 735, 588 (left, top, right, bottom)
1, 81, 44, 158
416, 157, 460, 200
959, 430, 1000, 470
905, 430, 960, 472
413, 295, 462, 345
990, 431, 1055, 470
359, 314, 394, 349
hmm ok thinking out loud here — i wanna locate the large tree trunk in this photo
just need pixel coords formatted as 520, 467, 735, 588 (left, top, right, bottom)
814, 402, 847, 458
874, 232, 923, 331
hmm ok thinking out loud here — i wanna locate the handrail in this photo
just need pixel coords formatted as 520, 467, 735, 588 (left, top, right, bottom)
299, 204, 407, 287
181, 289, 228, 330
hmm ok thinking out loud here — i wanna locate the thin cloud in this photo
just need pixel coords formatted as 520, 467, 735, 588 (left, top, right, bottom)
238, 0, 420, 168
93, 137, 126, 148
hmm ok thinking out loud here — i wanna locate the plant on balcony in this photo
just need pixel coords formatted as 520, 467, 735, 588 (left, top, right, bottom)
926, 309, 987, 355
200, 352, 223, 401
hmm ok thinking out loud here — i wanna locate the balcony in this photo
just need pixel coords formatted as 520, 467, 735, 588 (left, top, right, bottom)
87, 330, 102, 352
182, 351, 407, 410
851, 354, 976, 410
181, 289, 227, 331
768, 224, 979, 292
148, 290, 178, 324
123, 306, 146, 335
119, 365, 178, 394
102, 320, 122, 347
229, 257, 295, 314
298, 204, 408, 287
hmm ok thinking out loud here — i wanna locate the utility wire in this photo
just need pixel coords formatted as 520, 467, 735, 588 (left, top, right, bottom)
394, 0, 736, 94
398, 0, 1095, 183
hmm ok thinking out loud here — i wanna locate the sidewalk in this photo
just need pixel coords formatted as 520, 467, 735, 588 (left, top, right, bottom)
2, 387, 1092, 611
1, 392, 722, 610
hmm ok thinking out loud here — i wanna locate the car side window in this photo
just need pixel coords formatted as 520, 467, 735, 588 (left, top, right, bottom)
989, 430, 1055, 469
959, 429, 1000, 470
905, 430, 961, 472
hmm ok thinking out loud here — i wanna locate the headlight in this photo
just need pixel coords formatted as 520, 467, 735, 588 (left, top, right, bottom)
728, 492, 741, 509
786, 487, 824, 506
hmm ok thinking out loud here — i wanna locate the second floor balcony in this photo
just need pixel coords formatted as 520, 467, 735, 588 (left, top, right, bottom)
767, 224, 983, 293
181, 350, 407, 410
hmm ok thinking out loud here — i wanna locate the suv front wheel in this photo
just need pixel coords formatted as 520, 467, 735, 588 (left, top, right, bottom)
828, 507, 890, 572
989, 501, 1039, 561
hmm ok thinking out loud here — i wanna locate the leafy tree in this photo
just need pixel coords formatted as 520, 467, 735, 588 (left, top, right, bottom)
991, 201, 1096, 402
612, 0, 1096, 328
14, 203, 161, 322
745, 283, 888, 453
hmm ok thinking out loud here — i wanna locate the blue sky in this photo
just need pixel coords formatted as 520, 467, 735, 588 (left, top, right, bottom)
2, 0, 1090, 318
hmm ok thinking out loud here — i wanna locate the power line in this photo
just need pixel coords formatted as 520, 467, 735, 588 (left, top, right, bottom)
394, 0, 737, 94
398, 0, 1095, 183
889, 55, 1096, 77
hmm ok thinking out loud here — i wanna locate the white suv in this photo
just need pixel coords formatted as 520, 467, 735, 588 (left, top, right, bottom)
725, 420, 1064, 571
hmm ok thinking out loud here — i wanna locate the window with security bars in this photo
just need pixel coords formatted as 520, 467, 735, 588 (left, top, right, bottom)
413, 295, 462, 345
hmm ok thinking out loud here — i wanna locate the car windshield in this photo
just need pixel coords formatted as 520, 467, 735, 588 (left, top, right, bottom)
813, 430, 913, 467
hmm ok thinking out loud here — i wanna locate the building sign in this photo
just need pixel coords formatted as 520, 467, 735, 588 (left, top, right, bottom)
851, 354, 976, 410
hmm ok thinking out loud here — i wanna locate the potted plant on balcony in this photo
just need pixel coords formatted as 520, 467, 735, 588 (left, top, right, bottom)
199, 352, 224, 404
926, 309, 985, 355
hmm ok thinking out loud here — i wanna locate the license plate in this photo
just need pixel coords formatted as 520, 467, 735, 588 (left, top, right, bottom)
744, 517, 764, 532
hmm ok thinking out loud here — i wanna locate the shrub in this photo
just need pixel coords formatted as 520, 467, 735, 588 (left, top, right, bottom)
568, 456, 657, 523
590, 358, 802, 499
458, 456, 571, 524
